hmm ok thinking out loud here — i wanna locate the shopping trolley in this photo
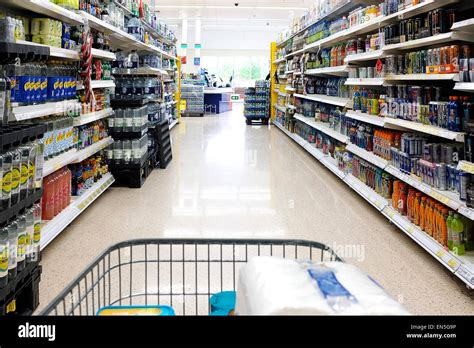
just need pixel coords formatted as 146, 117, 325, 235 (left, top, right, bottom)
41, 239, 342, 315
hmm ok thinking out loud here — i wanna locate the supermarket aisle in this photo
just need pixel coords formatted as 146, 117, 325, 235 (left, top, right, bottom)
38, 106, 474, 314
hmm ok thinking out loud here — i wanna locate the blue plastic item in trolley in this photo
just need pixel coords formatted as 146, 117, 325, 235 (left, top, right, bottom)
96, 305, 176, 316
210, 291, 236, 313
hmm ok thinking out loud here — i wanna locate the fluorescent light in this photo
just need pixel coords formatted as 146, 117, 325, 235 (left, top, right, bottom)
155, 5, 307, 10
159, 17, 289, 21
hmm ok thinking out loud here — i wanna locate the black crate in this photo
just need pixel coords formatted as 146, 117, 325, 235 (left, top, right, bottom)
111, 160, 151, 188
0, 42, 49, 61
0, 189, 43, 226
0, 124, 46, 152
110, 126, 148, 139
0, 261, 42, 316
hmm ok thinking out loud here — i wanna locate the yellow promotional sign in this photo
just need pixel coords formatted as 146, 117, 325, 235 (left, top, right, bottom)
179, 100, 187, 111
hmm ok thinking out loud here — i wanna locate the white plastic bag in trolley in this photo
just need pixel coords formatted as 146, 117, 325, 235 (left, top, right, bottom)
235, 257, 410, 315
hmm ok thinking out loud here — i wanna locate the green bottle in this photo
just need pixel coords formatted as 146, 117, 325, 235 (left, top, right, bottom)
446, 211, 454, 250
451, 214, 465, 256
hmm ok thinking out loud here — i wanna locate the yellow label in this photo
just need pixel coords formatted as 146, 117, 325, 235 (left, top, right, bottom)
34, 223, 41, 244
54, 81, 59, 90
24, 81, 31, 92
66, 130, 73, 139
71, 80, 76, 89
11, 167, 20, 189
448, 259, 457, 269
41, 80, 47, 90
29, 162, 35, 179
18, 234, 26, 258
2, 171, 12, 194
407, 227, 414, 234
0, 246, 8, 274
436, 250, 445, 258
59, 80, 63, 90
20, 164, 28, 185
64, 80, 70, 90
46, 135, 54, 145
34, 80, 40, 91
6, 300, 16, 314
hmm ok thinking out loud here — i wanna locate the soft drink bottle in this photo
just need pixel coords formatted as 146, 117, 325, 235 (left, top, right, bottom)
451, 214, 465, 255
7, 222, 17, 280
42, 175, 54, 220
0, 227, 8, 288
15, 216, 26, 272
25, 209, 35, 262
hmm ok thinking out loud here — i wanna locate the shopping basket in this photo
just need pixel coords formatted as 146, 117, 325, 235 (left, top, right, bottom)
41, 239, 342, 315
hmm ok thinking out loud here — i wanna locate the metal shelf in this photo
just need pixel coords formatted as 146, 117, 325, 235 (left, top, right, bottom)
346, 143, 389, 169
294, 113, 349, 144
383, 118, 465, 141
43, 137, 114, 176
4, 0, 84, 25
169, 119, 179, 130
385, 74, 458, 81
383, 32, 474, 52
273, 118, 474, 289
10, 100, 80, 121
345, 78, 385, 86
273, 58, 286, 64
40, 173, 115, 250
344, 50, 384, 63
72, 108, 114, 127
454, 83, 474, 93
345, 110, 385, 127
91, 48, 116, 60
305, 65, 348, 77
77, 80, 116, 90
294, 93, 351, 108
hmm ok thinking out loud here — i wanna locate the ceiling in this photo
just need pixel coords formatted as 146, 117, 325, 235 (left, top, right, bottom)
153, 0, 312, 31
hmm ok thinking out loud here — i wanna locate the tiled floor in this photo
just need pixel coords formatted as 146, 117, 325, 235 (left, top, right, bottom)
38, 105, 474, 315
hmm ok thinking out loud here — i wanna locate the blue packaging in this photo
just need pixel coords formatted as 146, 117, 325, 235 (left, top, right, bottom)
96, 305, 175, 316
62, 23, 70, 40
210, 309, 232, 316
210, 291, 236, 313
62, 38, 70, 50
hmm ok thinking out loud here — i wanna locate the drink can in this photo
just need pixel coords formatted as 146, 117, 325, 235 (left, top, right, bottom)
407, 18, 414, 41
399, 20, 407, 42
424, 143, 433, 161
397, 55, 405, 75
414, 18, 422, 39
436, 163, 447, 190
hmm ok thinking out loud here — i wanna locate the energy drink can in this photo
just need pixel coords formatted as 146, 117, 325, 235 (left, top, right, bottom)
447, 10, 456, 31
407, 18, 415, 41
399, 20, 407, 42
386, 55, 397, 75
398, 55, 405, 75
384, 26, 391, 45
459, 172, 469, 200
436, 163, 447, 190
414, 18, 422, 39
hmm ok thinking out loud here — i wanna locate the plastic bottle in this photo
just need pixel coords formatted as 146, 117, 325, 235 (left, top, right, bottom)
440, 209, 449, 247
113, 141, 123, 165
42, 175, 55, 220
130, 50, 140, 69
25, 209, 35, 262
15, 216, 26, 272
127, 16, 141, 42
7, 222, 17, 280
132, 139, 141, 164
0, 227, 8, 288
32, 204, 41, 261
451, 214, 465, 255
10, 149, 21, 205
419, 197, 426, 231
446, 210, 454, 250
18, 146, 30, 200
34, 140, 45, 189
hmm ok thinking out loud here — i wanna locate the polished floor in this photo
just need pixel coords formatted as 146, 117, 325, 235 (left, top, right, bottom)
38, 105, 474, 315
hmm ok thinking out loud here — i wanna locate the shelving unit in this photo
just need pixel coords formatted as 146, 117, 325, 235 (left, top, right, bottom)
43, 137, 114, 177
10, 100, 80, 121
40, 173, 115, 251
270, 0, 474, 290
294, 93, 351, 108
72, 109, 115, 127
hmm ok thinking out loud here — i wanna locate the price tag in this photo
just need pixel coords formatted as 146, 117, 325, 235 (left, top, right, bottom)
54, 162, 62, 171
407, 226, 414, 234
6, 299, 16, 314
458, 161, 474, 174
436, 249, 445, 258
448, 259, 458, 269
